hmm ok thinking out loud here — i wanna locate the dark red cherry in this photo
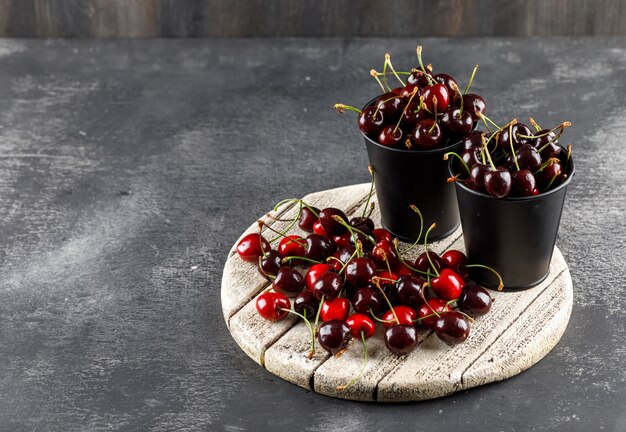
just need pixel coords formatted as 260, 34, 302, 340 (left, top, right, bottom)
332, 232, 352, 249
417, 298, 452, 329
378, 125, 404, 148
381, 305, 417, 329
345, 257, 377, 287
320, 297, 350, 322
312, 271, 343, 300
440, 107, 473, 137
278, 235, 306, 259
237, 233, 271, 263
305, 233, 336, 261
318, 207, 349, 236
412, 119, 443, 149
422, 84, 450, 112
399, 84, 421, 98
375, 92, 404, 121
499, 123, 533, 151
346, 313, 376, 338
414, 251, 444, 275
384, 324, 418, 355
358, 105, 385, 135
511, 169, 537, 197
305, 263, 333, 292
406, 68, 432, 87
256, 291, 291, 321
394, 275, 426, 309
533, 129, 561, 159
402, 102, 431, 129
259, 249, 283, 278
350, 216, 375, 232
434, 311, 470, 345
372, 228, 393, 243
298, 206, 319, 232
372, 239, 398, 267
462, 131, 485, 151
441, 250, 469, 278
312, 219, 330, 238
433, 73, 460, 103
394, 261, 415, 276
462, 94, 486, 123
468, 163, 490, 192
458, 285, 492, 317
430, 268, 465, 300
484, 167, 512, 198
516, 144, 542, 171
461, 147, 482, 168
293, 288, 320, 319
537, 161, 563, 190
272, 267, 304, 297
318, 320, 352, 354
352, 287, 383, 315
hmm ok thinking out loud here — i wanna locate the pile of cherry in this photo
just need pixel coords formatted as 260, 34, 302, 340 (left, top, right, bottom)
236, 193, 500, 390
334, 47, 486, 150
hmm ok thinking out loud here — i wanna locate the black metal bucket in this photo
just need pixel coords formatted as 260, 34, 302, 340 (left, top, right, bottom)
450, 152, 575, 290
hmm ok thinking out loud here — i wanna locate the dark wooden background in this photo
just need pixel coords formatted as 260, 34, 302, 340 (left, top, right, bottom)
0, 0, 625, 37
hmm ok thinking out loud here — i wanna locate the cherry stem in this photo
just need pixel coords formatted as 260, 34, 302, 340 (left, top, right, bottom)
332, 215, 376, 247
481, 133, 497, 171
333, 103, 362, 114
370, 69, 386, 92
534, 157, 560, 175
456, 310, 476, 324
416, 46, 436, 85
280, 308, 316, 356
260, 218, 305, 245
544, 170, 562, 191
564, 144, 572, 172
451, 81, 464, 114
373, 93, 400, 119
337, 331, 368, 391
479, 113, 501, 130
508, 123, 521, 171
273, 197, 299, 212
480, 115, 493, 134
366, 202, 376, 219
313, 294, 325, 334
465, 264, 504, 290
381, 58, 390, 92
385, 53, 406, 86
282, 256, 321, 265
362, 165, 375, 219
393, 87, 419, 134
428, 97, 438, 133
371, 276, 400, 324
392, 239, 437, 278
421, 281, 441, 318
529, 117, 541, 132
537, 125, 569, 153
423, 223, 440, 277
463, 64, 479, 95
518, 122, 571, 139
444, 152, 471, 176
403, 205, 424, 254
257, 256, 276, 281
370, 312, 395, 324
338, 247, 359, 276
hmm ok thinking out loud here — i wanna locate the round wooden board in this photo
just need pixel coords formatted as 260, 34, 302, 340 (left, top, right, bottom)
221, 184, 573, 402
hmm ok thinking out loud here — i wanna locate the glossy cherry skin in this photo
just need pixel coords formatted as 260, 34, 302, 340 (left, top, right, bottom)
332, 232, 352, 249
537, 161, 563, 190
417, 299, 452, 329
385, 324, 418, 355
406, 68, 432, 87
433, 73, 459, 103
352, 287, 383, 315
358, 106, 385, 135
345, 257, 377, 287
318, 207, 349, 236
499, 123, 533, 151
312, 271, 343, 300
511, 169, 537, 197
318, 320, 352, 354
412, 119, 443, 149
462, 131, 485, 151
458, 284, 492, 317
298, 206, 319, 232
293, 288, 319, 319
402, 102, 431, 129
461, 147, 482, 168
305, 233, 336, 261
256, 291, 291, 321
434, 311, 470, 345
272, 267, 304, 297
372, 239, 398, 267
278, 235, 306, 258
441, 107, 473, 137
414, 251, 444, 275
381, 305, 417, 329
305, 263, 333, 292
516, 144, 542, 171
393, 275, 426, 309
375, 92, 404, 121
346, 313, 376, 339
462, 94, 486, 123
259, 250, 283, 278
430, 268, 465, 300
533, 129, 561, 159
422, 84, 450, 112
468, 163, 490, 191
312, 219, 330, 238
484, 167, 512, 198
320, 297, 350, 322
394, 261, 415, 276
350, 216, 375, 232
399, 84, 421, 98
378, 125, 403, 148
372, 228, 393, 243
441, 250, 469, 278
237, 233, 271, 263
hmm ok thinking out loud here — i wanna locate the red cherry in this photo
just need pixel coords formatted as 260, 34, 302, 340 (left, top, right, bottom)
441, 249, 470, 278
394, 261, 415, 276
278, 235, 306, 258
332, 232, 352, 249
320, 297, 350, 322
430, 268, 465, 300
346, 313, 376, 338
434, 311, 470, 345
422, 83, 450, 112
418, 299, 451, 329
372, 239, 398, 267
372, 228, 393, 243
256, 291, 291, 321
358, 106, 385, 135
236, 233, 271, 263
304, 263, 333, 292
381, 305, 417, 329
312, 219, 330, 238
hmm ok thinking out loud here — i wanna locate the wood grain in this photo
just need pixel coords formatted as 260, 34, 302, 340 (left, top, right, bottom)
221, 183, 573, 401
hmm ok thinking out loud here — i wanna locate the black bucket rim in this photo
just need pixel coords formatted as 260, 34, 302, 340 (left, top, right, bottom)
448, 146, 575, 202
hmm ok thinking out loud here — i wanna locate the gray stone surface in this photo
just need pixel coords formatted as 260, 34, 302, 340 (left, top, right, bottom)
0, 38, 623, 431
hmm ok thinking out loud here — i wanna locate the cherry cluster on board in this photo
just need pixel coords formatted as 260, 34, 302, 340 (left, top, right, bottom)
334, 47, 486, 150
236, 181, 501, 390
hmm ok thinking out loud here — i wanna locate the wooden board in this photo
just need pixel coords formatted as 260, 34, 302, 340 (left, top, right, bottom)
220, 183, 573, 402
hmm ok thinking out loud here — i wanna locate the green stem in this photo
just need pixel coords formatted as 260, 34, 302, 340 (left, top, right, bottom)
463, 64, 479, 95
508, 123, 520, 171
361, 166, 375, 219
444, 152, 471, 176
280, 308, 316, 355
423, 224, 440, 277
282, 256, 321, 265
337, 332, 368, 391
333, 103, 362, 114
465, 264, 504, 290
402, 205, 425, 254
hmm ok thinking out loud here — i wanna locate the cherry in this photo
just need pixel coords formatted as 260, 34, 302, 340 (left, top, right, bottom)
352, 287, 383, 315
484, 167, 512, 198
332, 232, 352, 249
458, 285, 492, 317
430, 268, 465, 300
256, 291, 291, 321
511, 169, 537, 197
537, 161, 563, 190
319, 208, 349, 236
516, 144, 542, 171
461, 147, 482, 168
346, 314, 376, 339
441, 107, 473, 137
433, 73, 459, 104
318, 320, 352, 354
402, 102, 430, 129
533, 129, 561, 159
237, 233, 271, 263
372, 228, 393, 243
441, 250, 469, 278
272, 267, 304, 297
320, 297, 350, 322
345, 257, 377, 287
375, 92, 404, 121
462, 94, 486, 123
384, 324, 418, 355
468, 163, 490, 191
312, 271, 343, 300
278, 235, 306, 258
378, 125, 403, 148
358, 106, 385, 135
406, 68, 431, 87
259, 249, 283, 278
395, 261, 416, 276
304, 263, 333, 292
434, 311, 470, 345
417, 298, 451, 329
312, 219, 330, 238
399, 84, 421, 98
394, 275, 426, 309
381, 305, 417, 329
499, 123, 533, 151
294, 288, 320, 319
462, 131, 485, 151
350, 216, 375, 232
305, 233, 336, 261
372, 239, 398, 267
298, 206, 319, 232
414, 251, 444, 275
412, 119, 443, 149
422, 84, 449, 112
